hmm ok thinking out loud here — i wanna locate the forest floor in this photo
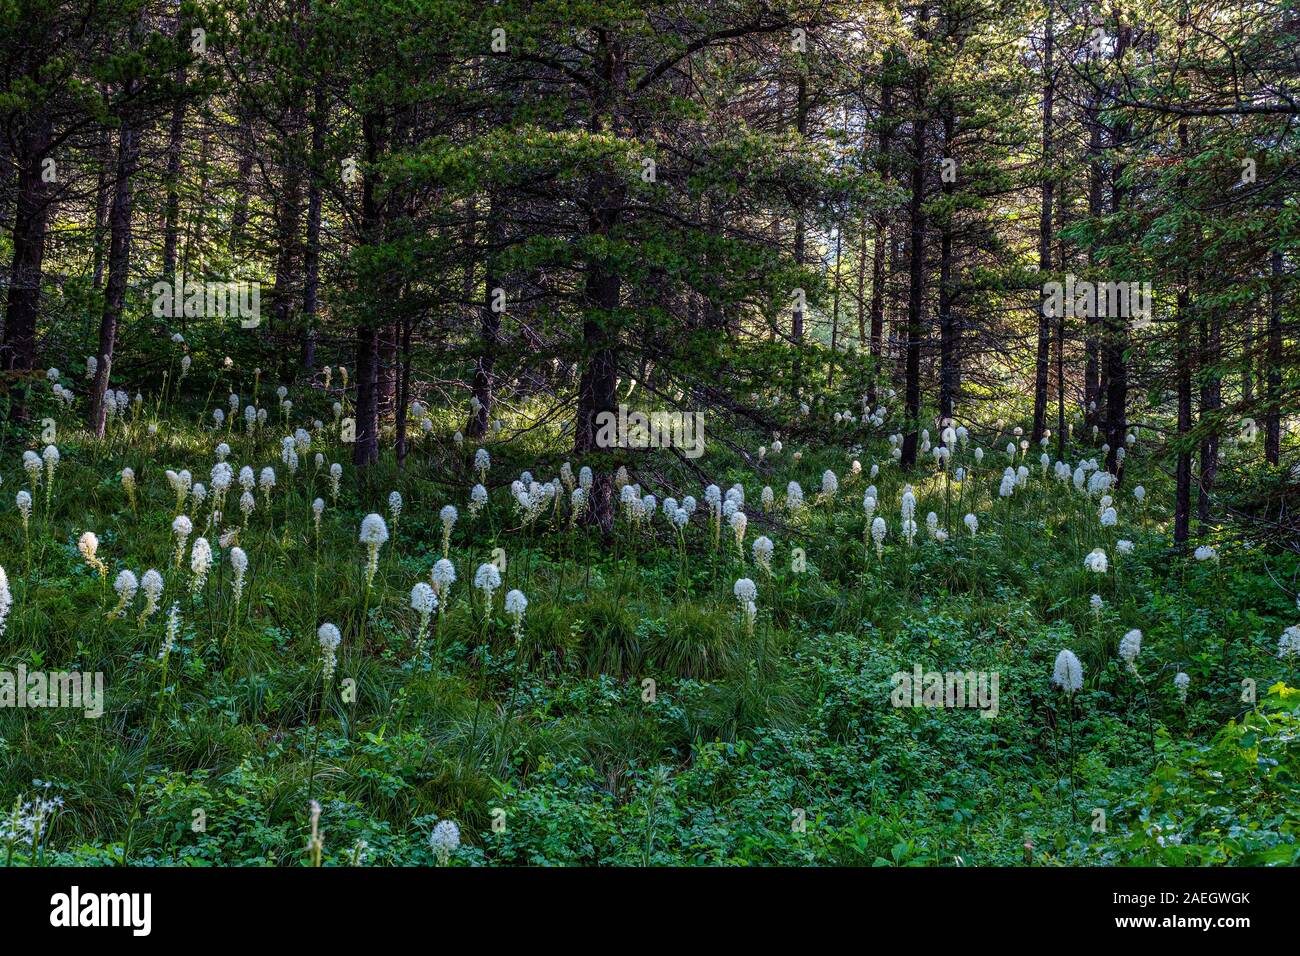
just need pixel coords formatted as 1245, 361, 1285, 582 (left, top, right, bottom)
1, 389, 1297, 866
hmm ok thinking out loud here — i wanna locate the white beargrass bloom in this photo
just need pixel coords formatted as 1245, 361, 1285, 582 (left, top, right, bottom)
78, 531, 106, 578
359, 514, 389, 588
1133, 485, 1146, 502
926, 512, 938, 539
964, 513, 978, 535
431, 558, 456, 600
1116, 539, 1134, 556
22, 451, 42, 487
318, 623, 342, 683
469, 483, 489, 517
785, 481, 804, 512
329, 462, 343, 503
238, 465, 255, 493
1052, 649, 1084, 693
120, 467, 137, 509
189, 537, 213, 592
504, 589, 528, 641
139, 569, 163, 625
230, 547, 248, 605
760, 486, 774, 511
410, 582, 437, 651
900, 488, 916, 523
871, 516, 887, 557
752, 536, 774, 574
821, 469, 839, 500
172, 515, 192, 566
729, 510, 747, 553
160, 602, 181, 658
1090, 593, 1103, 615
388, 491, 403, 531
1119, 629, 1142, 669
440, 505, 458, 556
1100, 507, 1118, 528
1084, 548, 1108, 573
239, 491, 256, 524
110, 569, 138, 619
863, 494, 877, 523
1276, 624, 1300, 660
902, 518, 917, 546
429, 819, 460, 864
258, 467, 276, 503
1194, 545, 1218, 562
16, 490, 32, 530
1174, 671, 1190, 702
474, 562, 501, 605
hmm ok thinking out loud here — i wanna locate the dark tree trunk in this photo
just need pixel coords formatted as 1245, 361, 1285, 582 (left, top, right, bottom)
2, 110, 53, 420
92, 124, 112, 290
395, 311, 412, 467
1031, 1, 1055, 444
301, 89, 327, 373
1265, 201, 1283, 465
900, 7, 928, 469
867, 59, 896, 410
161, 45, 187, 281
573, 194, 622, 533
790, 73, 809, 399
468, 194, 502, 438
1197, 306, 1221, 527
227, 106, 256, 255
1175, 287, 1193, 545
89, 102, 140, 437
352, 112, 384, 467
272, 105, 306, 338
1084, 87, 1104, 431
937, 109, 956, 422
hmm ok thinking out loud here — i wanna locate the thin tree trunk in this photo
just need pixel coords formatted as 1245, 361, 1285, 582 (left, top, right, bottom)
900, 7, 928, 469
867, 62, 895, 409
1265, 198, 1283, 465
301, 89, 326, 373
1031, 0, 1055, 443
2, 110, 53, 420
89, 99, 141, 437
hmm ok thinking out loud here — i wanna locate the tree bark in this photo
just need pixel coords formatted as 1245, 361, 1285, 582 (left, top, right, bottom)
89, 101, 140, 437
2, 110, 53, 420
900, 7, 928, 469
1031, 0, 1055, 444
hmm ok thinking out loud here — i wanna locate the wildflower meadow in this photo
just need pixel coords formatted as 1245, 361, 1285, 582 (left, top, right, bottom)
1, 0, 1298, 891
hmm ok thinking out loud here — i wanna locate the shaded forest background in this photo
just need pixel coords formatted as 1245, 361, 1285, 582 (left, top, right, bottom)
2, 0, 1297, 540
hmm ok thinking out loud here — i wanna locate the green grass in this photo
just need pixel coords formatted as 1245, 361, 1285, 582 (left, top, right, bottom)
1, 389, 1297, 867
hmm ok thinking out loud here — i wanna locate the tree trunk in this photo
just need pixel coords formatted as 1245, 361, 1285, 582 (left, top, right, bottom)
301, 88, 326, 373
468, 194, 502, 438
2, 110, 53, 420
937, 109, 956, 422
1197, 306, 1221, 527
1031, 0, 1055, 444
900, 8, 928, 469
89, 101, 140, 437
1265, 199, 1283, 465
1175, 286, 1193, 545
352, 112, 384, 467
867, 62, 895, 409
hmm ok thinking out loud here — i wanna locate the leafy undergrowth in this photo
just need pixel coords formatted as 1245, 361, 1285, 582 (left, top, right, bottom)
2, 390, 1298, 866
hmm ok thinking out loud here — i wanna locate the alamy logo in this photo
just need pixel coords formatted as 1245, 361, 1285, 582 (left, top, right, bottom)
890, 664, 999, 719
151, 278, 261, 327
594, 404, 704, 459
50, 886, 151, 936
0, 666, 103, 718
1042, 274, 1152, 329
